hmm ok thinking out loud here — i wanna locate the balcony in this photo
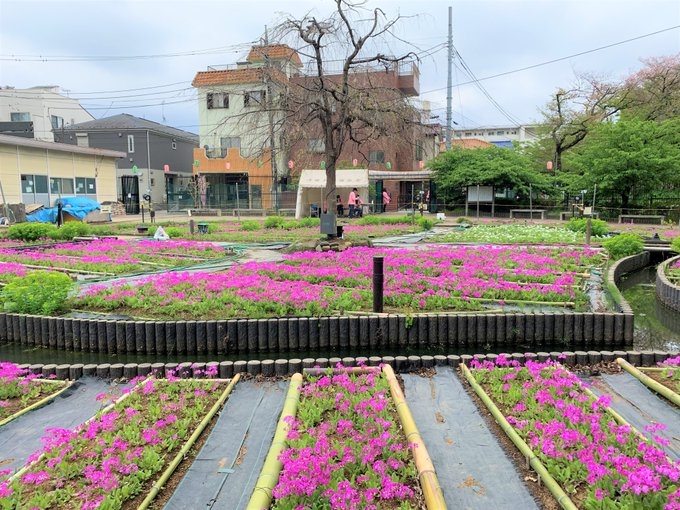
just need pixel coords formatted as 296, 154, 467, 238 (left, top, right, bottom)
397, 62, 420, 97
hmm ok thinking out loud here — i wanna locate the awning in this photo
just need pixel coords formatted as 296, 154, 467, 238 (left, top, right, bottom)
368, 170, 432, 181
298, 168, 369, 188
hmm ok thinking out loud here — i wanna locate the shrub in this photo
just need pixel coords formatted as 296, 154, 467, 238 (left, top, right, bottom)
565, 217, 609, 236
296, 217, 320, 228
417, 217, 435, 230
49, 222, 93, 240
602, 233, 644, 260
164, 226, 185, 238
7, 223, 58, 242
0, 270, 74, 315
671, 236, 680, 254
456, 217, 471, 224
264, 216, 285, 229
240, 220, 261, 231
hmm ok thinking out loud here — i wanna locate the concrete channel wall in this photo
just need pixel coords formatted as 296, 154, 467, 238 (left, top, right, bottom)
3, 250, 679, 379
657, 254, 680, 312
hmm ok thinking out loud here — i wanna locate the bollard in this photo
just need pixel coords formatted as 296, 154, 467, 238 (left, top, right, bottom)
372, 256, 384, 313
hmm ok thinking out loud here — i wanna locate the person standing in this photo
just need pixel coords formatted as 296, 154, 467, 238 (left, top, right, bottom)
382, 190, 391, 213
354, 194, 363, 217
347, 188, 357, 218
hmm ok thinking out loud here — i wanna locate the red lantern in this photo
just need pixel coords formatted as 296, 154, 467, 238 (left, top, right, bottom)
226, 162, 231, 170
546, 161, 553, 171
352, 158, 358, 167
288, 160, 294, 169
164, 164, 170, 173
418, 161, 424, 169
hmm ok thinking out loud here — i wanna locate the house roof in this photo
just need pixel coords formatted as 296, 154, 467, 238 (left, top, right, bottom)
0, 133, 125, 158
192, 67, 288, 88
369, 170, 432, 181
452, 138, 492, 148
298, 168, 369, 188
62, 114, 198, 142
246, 44, 302, 67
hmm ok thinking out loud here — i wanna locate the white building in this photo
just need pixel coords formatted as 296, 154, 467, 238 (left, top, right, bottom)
0, 86, 94, 142
452, 124, 539, 148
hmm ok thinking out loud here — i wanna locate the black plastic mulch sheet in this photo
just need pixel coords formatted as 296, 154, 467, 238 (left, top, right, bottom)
585, 372, 680, 460
164, 379, 287, 510
0, 376, 117, 475
402, 367, 541, 510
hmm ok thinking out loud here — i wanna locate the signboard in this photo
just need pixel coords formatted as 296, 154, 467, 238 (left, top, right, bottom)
467, 185, 494, 202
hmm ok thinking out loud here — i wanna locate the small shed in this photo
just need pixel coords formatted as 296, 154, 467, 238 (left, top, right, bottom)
295, 169, 369, 219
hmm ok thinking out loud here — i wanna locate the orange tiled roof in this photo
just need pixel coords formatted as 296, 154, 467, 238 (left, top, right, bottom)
452, 138, 492, 148
192, 67, 289, 87
247, 44, 302, 67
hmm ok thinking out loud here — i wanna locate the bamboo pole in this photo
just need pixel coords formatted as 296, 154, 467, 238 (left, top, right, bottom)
459, 364, 577, 510
383, 364, 447, 510
246, 373, 303, 510
138, 375, 241, 509
0, 380, 72, 427
616, 358, 680, 408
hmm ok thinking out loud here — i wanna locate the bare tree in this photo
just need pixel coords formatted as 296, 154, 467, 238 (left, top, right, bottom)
272, 0, 421, 209
539, 74, 621, 173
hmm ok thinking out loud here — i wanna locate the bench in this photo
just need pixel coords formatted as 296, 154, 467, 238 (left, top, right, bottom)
188, 209, 222, 216
510, 209, 545, 219
233, 209, 265, 217
618, 214, 664, 224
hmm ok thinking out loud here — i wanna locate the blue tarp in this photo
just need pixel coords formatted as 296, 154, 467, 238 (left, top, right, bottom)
26, 196, 101, 223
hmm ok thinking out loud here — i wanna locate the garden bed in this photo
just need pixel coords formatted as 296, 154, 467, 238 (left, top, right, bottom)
247, 365, 445, 509
72, 244, 605, 320
0, 367, 239, 509
0, 362, 70, 424
462, 356, 680, 509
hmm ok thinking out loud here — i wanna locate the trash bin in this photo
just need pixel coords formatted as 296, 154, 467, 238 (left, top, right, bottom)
197, 223, 209, 234
336, 225, 344, 238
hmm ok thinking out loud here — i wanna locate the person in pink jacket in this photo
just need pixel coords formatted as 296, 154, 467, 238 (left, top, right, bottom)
347, 188, 357, 218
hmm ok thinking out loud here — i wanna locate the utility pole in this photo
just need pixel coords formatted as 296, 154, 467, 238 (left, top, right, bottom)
264, 26, 279, 211
446, 6, 453, 150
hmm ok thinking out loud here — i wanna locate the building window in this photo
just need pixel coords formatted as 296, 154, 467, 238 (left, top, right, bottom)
464, 132, 472, 137
21, 174, 48, 194
369, 150, 385, 164
496, 131, 505, 135
220, 137, 241, 157
415, 140, 424, 161
76, 132, 89, 147
10, 112, 30, 122
75, 177, 97, 194
50, 178, 74, 195
244, 90, 265, 107
207, 92, 229, 109
127, 134, 135, 153
50, 115, 64, 130
307, 139, 325, 153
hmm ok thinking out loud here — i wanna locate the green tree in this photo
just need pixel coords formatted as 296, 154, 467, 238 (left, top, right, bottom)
569, 118, 680, 210
430, 145, 548, 203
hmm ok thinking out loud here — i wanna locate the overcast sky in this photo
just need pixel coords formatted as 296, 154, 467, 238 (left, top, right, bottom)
1, 0, 679, 135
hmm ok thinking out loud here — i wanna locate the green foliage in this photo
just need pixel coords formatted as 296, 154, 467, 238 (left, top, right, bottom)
430, 145, 550, 203
356, 214, 411, 225
264, 216, 285, 229
671, 236, 680, 254
0, 270, 74, 315
564, 218, 609, 236
239, 220, 261, 231
456, 217, 471, 224
417, 217, 435, 230
296, 216, 320, 228
164, 227, 185, 238
7, 222, 58, 242
601, 233, 644, 260
49, 222, 93, 240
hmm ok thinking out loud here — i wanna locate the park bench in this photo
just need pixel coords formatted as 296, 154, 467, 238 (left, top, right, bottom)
510, 209, 546, 219
618, 214, 664, 224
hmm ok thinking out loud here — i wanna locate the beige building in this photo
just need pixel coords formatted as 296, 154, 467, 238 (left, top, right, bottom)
0, 134, 124, 209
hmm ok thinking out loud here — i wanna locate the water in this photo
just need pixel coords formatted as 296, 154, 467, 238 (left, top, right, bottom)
619, 266, 680, 352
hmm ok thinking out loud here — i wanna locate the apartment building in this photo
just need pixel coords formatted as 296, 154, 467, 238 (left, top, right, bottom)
0, 86, 94, 142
